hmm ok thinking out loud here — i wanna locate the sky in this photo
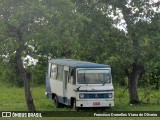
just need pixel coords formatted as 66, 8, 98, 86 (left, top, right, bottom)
111, 0, 160, 32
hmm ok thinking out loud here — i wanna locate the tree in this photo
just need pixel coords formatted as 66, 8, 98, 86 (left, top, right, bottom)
0, 0, 42, 111
0, 0, 54, 111
102, 0, 160, 104
0, 0, 86, 111
73, 0, 126, 64
74, 0, 160, 104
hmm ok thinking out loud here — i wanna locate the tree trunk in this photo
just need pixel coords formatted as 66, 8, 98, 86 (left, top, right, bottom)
126, 60, 145, 104
24, 72, 36, 111
14, 29, 36, 111
128, 67, 140, 104
15, 46, 36, 111
5, 18, 36, 111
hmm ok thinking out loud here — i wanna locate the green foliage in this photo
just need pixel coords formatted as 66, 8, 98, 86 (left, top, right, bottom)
0, 55, 26, 87
0, 0, 48, 87
0, 0, 160, 89
28, 58, 48, 85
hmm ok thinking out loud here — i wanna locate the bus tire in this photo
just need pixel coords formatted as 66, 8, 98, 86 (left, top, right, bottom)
72, 99, 78, 111
54, 95, 60, 108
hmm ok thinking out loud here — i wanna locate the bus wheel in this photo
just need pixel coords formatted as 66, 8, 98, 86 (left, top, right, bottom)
72, 99, 78, 111
54, 95, 60, 108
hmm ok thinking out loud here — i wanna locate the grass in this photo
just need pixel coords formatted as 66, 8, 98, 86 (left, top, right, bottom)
0, 82, 160, 120
112, 86, 160, 111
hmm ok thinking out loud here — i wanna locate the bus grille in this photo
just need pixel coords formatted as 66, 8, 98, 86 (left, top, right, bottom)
81, 93, 112, 99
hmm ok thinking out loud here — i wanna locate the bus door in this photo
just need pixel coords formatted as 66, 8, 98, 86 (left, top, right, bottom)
63, 66, 69, 104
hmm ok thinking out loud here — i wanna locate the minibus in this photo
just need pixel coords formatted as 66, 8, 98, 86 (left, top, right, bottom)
45, 59, 114, 109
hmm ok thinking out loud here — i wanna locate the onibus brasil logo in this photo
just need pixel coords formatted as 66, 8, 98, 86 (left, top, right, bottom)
2, 112, 42, 117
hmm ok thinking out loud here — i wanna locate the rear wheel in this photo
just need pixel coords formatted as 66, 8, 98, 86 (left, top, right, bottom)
54, 95, 60, 108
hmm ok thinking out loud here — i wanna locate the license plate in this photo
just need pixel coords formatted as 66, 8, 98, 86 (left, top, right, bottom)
93, 102, 100, 106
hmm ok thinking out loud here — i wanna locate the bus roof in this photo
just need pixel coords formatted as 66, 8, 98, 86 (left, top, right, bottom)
49, 59, 110, 68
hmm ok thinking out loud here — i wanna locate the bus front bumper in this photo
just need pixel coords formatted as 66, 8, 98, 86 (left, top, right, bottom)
76, 100, 114, 107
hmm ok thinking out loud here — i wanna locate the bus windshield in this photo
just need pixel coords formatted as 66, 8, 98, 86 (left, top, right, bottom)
77, 69, 111, 84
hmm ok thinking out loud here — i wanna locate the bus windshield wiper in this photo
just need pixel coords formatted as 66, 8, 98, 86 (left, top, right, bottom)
102, 79, 107, 86
102, 74, 109, 86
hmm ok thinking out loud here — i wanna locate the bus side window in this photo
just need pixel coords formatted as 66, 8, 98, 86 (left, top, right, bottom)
57, 65, 63, 80
50, 64, 57, 79
68, 68, 75, 84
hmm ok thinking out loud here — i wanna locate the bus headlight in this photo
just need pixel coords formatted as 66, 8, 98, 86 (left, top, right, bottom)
79, 93, 84, 98
108, 93, 112, 98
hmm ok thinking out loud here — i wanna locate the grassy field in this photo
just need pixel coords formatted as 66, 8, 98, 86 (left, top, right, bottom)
0, 82, 160, 120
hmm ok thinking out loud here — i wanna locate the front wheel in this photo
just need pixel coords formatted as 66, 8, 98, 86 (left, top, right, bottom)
72, 99, 78, 111
54, 95, 60, 108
